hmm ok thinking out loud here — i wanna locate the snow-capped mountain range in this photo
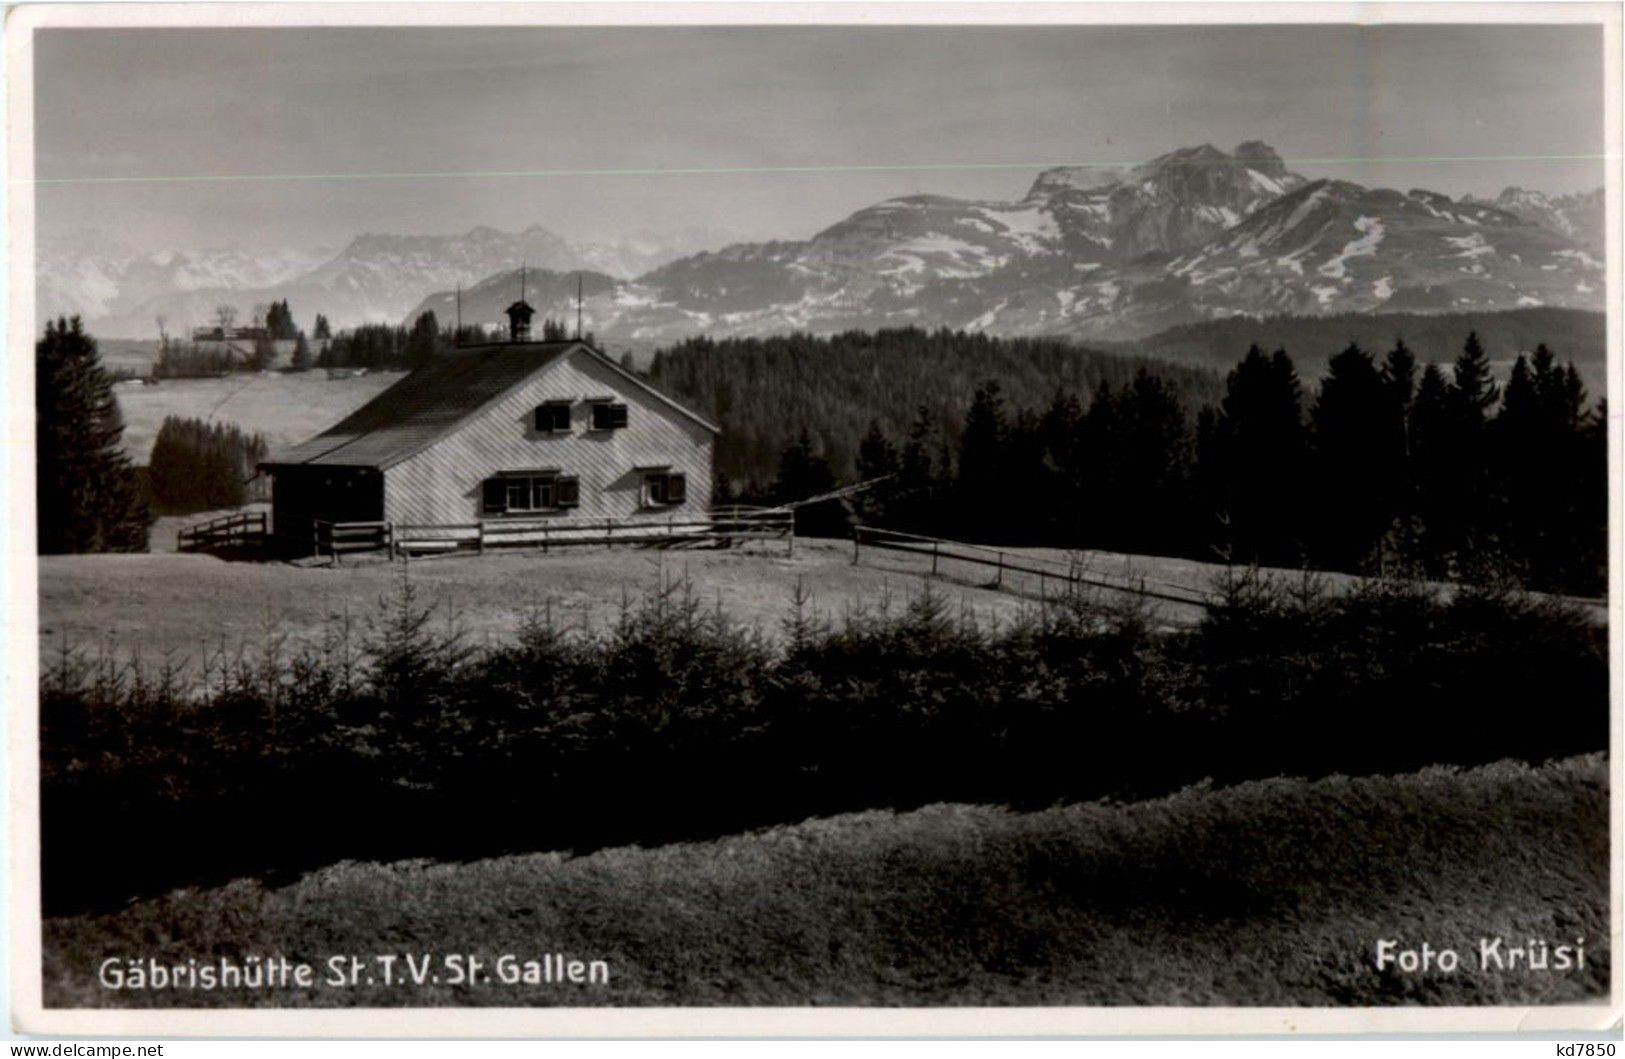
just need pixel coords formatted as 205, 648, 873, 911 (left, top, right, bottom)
35, 226, 709, 337
40, 142, 1606, 342
412, 142, 1606, 346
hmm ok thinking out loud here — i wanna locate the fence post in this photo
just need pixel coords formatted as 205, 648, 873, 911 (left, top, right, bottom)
852, 527, 860, 564
477, 520, 485, 555
932, 540, 939, 576
542, 521, 549, 555
996, 552, 1003, 588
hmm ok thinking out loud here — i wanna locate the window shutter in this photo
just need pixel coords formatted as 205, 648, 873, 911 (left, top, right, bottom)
481, 478, 506, 515
556, 475, 580, 508
610, 403, 629, 429
666, 473, 686, 504
536, 403, 570, 432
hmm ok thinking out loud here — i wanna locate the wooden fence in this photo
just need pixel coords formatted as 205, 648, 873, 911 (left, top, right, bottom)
177, 510, 267, 553
302, 508, 795, 562
850, 524, 1213, 610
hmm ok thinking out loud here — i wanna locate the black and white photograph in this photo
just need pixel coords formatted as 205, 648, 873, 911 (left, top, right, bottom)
6, 2, 1621, 1037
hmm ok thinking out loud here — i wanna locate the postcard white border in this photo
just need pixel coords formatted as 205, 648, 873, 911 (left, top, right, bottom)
5, 0, 1622, 1039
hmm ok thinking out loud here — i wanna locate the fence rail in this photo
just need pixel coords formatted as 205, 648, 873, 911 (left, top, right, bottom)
298, 509, 796, 561
177, 511, 267, 553
850, 524, 1214, 610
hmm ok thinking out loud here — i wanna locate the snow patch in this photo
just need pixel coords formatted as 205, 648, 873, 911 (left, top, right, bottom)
966, 299, 1009, 331
1317, 215, 1385, 279
980, 203, 1060, 254
1371, 276, 1394, 301
1247, 168, 1285, 197
1555, 248, 1604, 270
1444, 232, 1494, 258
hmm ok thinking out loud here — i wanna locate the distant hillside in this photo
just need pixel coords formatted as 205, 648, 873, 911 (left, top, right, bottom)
644, 328, 1222, 487
1108, 307, 1606, 374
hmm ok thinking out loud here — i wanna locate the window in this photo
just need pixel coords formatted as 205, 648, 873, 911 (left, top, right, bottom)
481, 472, 579, 515
642, 471, 687, 507
591, 402, 629, 431
534, 401, 572, 433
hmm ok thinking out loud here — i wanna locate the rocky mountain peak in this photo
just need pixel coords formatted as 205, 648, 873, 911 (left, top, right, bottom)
1232, 141, 1288, 176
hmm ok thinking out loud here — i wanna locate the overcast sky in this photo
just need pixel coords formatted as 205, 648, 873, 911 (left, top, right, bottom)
33, 24, 1607, 257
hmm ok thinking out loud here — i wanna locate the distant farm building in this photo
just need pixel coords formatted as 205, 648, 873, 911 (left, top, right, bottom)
187, 325, 300, 368
256, 328, 718, 549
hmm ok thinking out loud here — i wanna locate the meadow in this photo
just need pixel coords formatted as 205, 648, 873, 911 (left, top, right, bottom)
39, 561, 1608, 920
43, 754, 1610, 1007
38, 538, 1232, 667
113, 371, 401, 464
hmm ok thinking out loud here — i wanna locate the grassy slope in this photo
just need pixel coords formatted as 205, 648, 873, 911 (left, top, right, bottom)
44, 755, 1609, 1007
36, 540, 1215, 668
39, 540, 1609, 670
113, 372, 402, 464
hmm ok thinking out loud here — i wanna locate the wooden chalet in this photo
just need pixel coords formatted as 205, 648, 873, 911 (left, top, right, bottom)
257, 309, 718, 550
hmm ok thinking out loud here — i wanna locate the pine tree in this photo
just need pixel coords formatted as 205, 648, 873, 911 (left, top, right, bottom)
1380, 339, 1417, 427
1309, 343, 1391, 572
406, 311, 439, 369
1447, 331, 1503, 572
1375, 339, 1419, 550
1037, 388, 1085, 543
1451, 331, 1500, 426
249, 333, 277, 371
854, 419, 900, 524
1205, 345, 1306, 564
772, 429, 835, 503
36, 317, 151, 552
313, 314, 331, 341
895, 406, 940, 532
956, 381, 1007, 540
855, 419, 899, 482
1407, 364, 1459, 576
291, 331, 312, 371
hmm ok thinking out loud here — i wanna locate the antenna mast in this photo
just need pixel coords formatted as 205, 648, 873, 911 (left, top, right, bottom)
576, 273, 583, 341
455, 283, 462, 340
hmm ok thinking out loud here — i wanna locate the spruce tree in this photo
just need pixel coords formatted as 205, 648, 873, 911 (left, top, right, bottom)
1208, 345, 1305, 564
36, 317, 150, 552
854, 419, 901, 525
956, 381, 1007, 540
1309, 343, 1390, 572
1376, 339, 1419, 547
406, 311, 440, 369
291, 331, 312, 371
1451, 331, 1500, 427
1407, 364, 1460, 576
896, 406, 940, 532
1447, 331, 1503, 571
1110, 370, 1192, 555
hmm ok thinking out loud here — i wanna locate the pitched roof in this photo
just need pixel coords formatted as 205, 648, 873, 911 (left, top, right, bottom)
261, 341, 718, 471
